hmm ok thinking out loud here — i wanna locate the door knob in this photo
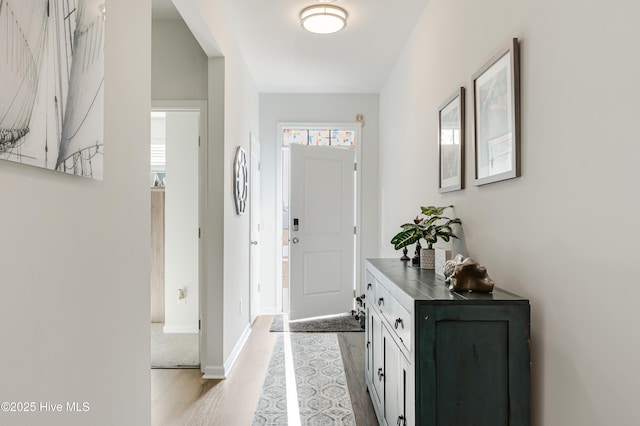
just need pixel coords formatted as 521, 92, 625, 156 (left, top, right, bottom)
251, 241, 258, 245
292, 237, 300, 244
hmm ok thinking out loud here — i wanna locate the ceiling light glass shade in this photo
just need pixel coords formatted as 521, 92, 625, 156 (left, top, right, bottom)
300, 4, 348, 34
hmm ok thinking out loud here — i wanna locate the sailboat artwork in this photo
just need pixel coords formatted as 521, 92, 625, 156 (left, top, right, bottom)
0, 0, 105, 179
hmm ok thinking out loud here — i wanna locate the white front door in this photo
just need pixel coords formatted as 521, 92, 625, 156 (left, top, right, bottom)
250, 134, 261, 324
289, 145, 355, 321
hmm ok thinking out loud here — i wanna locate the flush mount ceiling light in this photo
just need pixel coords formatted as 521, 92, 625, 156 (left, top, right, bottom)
300, 3, 348, 35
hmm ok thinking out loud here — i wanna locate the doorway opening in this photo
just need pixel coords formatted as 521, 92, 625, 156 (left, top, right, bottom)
276, 124, 361, 318
150, 102, 206, 368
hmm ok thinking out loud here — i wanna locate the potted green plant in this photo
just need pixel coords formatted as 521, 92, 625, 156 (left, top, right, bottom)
390, 205, 461, 269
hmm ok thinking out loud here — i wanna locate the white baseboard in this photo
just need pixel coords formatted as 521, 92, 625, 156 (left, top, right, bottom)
202, 365, 225, 379
163, 324, 199, 334
224, 323, 251, 375
201, 323, 252, 380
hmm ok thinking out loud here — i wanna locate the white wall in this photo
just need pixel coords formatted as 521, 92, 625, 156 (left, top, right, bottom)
173, 0, 260, 377
164, 111, 200, 333
259, 94, 380, 313
0, 1, 151, 425
221, 59, 259, 367
379, 0, 640, 424
152, 19, 208, 101
204, 57, 226, 376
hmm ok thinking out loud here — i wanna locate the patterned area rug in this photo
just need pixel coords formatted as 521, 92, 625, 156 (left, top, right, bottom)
270, 314, 364, 333
252, 333, 356, 425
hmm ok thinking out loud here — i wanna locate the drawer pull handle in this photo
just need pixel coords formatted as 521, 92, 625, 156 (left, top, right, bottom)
367, 283, 372, 290
377, 297, 384, 306
377, 368, 384, 381
394, 318, 404, 329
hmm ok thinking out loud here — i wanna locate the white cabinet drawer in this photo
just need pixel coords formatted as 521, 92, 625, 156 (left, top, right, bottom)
375, 279, 411, 355
373, 278, 392, 317
386, 295, 411, 353
364, 270, 376, 305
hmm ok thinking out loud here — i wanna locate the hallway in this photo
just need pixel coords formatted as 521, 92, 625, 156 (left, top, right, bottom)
151, 315, 376, 425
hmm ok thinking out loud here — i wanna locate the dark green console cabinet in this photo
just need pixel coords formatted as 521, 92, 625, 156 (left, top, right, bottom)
365, 259, 530, 426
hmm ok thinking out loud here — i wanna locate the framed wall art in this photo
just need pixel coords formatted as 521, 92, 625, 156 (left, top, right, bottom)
438, 87, 465, 193
472, 38, 521, 186
234, 146, 248, 215
0, 0, 105, 179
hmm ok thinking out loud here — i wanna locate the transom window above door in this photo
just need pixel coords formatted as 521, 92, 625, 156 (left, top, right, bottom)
283, 128, 355, 146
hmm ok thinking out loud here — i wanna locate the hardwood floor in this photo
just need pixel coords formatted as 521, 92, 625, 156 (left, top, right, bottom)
337, 332, 378, 426
151, 315, 377, 425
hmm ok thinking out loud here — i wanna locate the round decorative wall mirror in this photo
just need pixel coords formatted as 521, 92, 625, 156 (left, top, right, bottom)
234, 147, 248, 215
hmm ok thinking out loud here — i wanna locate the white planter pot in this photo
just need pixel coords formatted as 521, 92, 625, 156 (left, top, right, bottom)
420, 248, 435, 270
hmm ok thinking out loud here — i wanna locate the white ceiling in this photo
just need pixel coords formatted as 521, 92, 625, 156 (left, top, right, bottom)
152, 0, 429, 94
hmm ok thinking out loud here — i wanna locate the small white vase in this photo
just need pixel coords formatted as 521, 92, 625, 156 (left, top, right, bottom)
435, 248, 452, 277
420, 248, 435, 270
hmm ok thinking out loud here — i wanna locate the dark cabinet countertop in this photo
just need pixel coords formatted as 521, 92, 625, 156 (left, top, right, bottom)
366, 258, 529, 304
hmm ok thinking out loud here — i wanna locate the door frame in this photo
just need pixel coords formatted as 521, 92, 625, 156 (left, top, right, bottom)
275, 122, 362, 314
151, 100, 207, 370
250, 132, 261, 324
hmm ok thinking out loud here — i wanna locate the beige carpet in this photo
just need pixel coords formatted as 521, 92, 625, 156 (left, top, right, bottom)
150, 323, 199, 368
